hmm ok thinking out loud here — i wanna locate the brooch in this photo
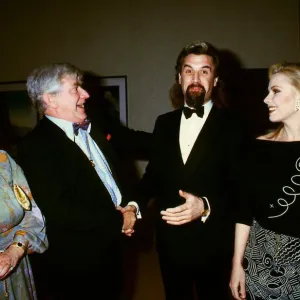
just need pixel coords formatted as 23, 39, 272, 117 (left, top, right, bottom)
13, 184, 31, 211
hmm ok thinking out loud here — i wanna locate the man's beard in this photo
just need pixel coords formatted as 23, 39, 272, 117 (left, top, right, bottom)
185, 83, 206, 108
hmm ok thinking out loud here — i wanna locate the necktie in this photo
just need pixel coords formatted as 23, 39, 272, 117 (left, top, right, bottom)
73, 119, 90, 136
79, 129, 120, 206
183, 106, 204, 119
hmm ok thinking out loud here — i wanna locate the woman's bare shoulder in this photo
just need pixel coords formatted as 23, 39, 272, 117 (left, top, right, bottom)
256, 131, 276, 141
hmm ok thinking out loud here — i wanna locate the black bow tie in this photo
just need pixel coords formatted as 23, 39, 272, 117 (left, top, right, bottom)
73, 119, 90, 136
183, 106, 204, 119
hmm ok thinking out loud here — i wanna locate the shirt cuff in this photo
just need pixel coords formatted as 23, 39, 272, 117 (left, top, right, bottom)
201, 196, 211, 223
127, 201, 142, 219
14, 230, 29, 246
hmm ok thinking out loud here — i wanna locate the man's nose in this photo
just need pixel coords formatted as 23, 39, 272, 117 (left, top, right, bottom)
79, 87, 89, 98
192, 72, 200, 83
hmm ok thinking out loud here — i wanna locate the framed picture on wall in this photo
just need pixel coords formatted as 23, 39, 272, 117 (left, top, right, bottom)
0, 81, 37, 156
83, 75, 128, 126
0, 81, 37, 134
99, 76, 127, 126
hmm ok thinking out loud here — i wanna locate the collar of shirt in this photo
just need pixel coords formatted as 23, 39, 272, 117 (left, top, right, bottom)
45, 115, 91, 141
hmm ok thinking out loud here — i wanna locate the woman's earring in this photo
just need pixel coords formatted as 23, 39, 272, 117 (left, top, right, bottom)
295, 100, 300, 111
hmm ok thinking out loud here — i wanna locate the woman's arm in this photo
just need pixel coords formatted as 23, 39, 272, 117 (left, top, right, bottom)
8, 156, 48, 254
230, 223, 251, 300
0, 153, 48, 279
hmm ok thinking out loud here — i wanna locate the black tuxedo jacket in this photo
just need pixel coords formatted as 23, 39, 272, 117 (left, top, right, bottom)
139, 106, 248, 262
17, 117, 127, 272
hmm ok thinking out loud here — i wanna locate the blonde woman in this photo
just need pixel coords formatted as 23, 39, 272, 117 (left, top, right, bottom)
230, 62, 300, 300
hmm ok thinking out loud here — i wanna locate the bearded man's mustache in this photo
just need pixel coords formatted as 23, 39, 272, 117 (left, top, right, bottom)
185, 83, 206, 108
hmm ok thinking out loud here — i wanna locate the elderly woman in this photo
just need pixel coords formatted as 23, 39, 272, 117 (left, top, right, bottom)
0, 150, 48, 299
230, 62, 300, 300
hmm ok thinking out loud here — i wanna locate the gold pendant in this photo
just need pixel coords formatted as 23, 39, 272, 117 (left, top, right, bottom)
90, 160, 95, 167
13, 184, 31, 211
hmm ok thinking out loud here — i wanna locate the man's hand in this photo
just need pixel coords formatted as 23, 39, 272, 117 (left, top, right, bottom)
117, 205, 136, 237
160, 190, 205, 225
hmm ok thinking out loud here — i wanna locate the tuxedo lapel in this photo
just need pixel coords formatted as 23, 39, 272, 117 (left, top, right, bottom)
40, 118, 96, 169
89, 124, 121, 185
167, 109, 185, 173
40, 118, 117, 199
90, 126, 113, 161
183, 106, 223, 179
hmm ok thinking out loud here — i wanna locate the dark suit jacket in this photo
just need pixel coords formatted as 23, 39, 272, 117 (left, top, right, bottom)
17, 117, 127, 273
138, 106, 248, 263
90, 114, 153, 161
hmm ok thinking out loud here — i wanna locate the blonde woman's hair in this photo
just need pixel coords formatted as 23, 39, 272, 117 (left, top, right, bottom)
267, 62, 300, 140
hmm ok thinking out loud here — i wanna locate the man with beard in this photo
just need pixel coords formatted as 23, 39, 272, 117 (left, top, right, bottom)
133, 41, 247, 299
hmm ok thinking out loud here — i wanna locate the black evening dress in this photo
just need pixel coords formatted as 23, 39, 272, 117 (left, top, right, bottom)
237, 139, 300, 300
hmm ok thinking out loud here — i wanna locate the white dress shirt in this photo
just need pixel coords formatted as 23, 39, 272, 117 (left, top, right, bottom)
179, 100, 213, 222
179, 100, 213, 164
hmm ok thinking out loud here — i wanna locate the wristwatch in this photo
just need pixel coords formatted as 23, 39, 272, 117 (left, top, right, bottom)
201, 197, 210, 223
202, 197, 209, 211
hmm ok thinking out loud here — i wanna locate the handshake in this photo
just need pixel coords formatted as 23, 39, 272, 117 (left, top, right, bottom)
117, 189, 208, 237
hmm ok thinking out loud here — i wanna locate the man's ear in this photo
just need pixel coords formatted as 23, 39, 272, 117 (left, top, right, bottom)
42, 93, 58, 109
178, 74, 182, 84
214, 77, 219, 87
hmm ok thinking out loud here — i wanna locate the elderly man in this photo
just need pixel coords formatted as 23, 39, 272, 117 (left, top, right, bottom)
18, 63, 138, 300
137, 41, 248, 299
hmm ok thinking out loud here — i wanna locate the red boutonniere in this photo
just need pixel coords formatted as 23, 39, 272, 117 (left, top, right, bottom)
106, 133, 112, 141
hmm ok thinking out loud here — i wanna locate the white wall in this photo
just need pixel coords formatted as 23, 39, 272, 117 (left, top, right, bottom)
1, 0, 299, 132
